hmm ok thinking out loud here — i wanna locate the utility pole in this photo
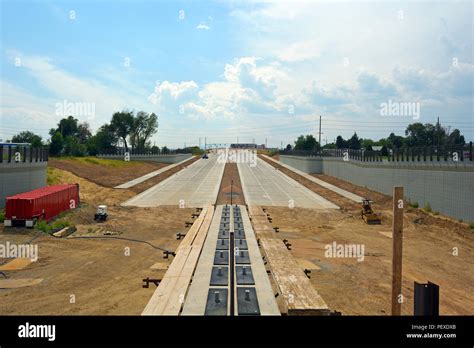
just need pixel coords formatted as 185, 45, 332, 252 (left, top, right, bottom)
205, 137, 207, 150
265, 138, 267, 148
391, 187, 404, 316
319, 115, 322, 147
199, 138, 201, 149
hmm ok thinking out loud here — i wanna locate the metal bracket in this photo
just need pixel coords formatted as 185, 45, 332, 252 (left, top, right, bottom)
216, 238, 230, 250
176, 232, 186, 240
185, 221, 193, 227
214, 250, 229, 265
142, 277, 161, 288
273, 227, 279, 233
205, 288, 228, 316
283, 239, 292, 250
236, 266, 255, 285
304, 269, 311, 278
191, 213, 200, 218
237, 287, 260, 315
210, 266, 229, 286
163, 250, 176, 259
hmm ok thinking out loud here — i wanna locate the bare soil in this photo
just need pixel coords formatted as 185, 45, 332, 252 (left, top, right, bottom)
216, 163, 246, 205
48, 158, 167, 188
0, 168, 198, 314
257, 156, 474, 315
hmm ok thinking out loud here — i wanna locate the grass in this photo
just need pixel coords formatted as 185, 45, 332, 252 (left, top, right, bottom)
35, 218, 70, 234
47, 167, 61, 185
423, 202, 432, 213
52, 156, 139, 168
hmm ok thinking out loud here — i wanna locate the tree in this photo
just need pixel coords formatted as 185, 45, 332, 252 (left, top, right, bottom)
11, 131, 43, 147
87, 124, 118, 155
77, 122, 92, 144
50, 116, 79, 138
130, 112, 158, 151
162, 146, 170, 154
447, 129, 465, 146
110, 111, 134, 152
63, 135, 86, 156
336, 135, 347, 149
50, 131, 64, 156
348, 132, 361, 149
285, 144, 292, 151
294, 135, 319, 151
387, 133, 404, 149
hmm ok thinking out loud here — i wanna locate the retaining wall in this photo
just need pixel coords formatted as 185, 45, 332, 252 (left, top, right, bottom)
279, 155, 474, 222
0, 162, 47, 208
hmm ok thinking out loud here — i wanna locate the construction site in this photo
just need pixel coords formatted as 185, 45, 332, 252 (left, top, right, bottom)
1, 147, 473, 316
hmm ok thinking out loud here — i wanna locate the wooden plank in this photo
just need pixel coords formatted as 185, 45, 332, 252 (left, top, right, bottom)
161, 206, 215, 314
0, 278, 43, 289
250, 206, 329, 315
142, 206, 214, 315
0, 258, 32, 271
261, 238, 329, 315
391, 187, 404, 316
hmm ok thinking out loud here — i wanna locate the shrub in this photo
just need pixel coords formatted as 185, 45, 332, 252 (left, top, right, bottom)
0, 210, 4, 223
423, 202, 432, 212
469, 222, 474, 230
35, 220, 51, 233
409, 202, 419, 208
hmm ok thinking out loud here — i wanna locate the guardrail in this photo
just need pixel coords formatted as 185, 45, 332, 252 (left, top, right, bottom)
0, 145, 49, 164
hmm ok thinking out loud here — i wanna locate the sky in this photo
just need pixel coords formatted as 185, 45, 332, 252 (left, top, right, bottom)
0, 0, 473, 148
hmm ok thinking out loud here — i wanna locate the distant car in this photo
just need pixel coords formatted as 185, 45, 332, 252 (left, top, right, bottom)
202, 154, 209, 159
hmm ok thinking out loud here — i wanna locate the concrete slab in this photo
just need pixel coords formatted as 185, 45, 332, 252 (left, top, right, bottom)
182, 205, 226, 315
122, 154, 225, 208
238, 157, 339, 209
262, 155, 364, 203
238, 205, 280, 315
115, 156, 193, 189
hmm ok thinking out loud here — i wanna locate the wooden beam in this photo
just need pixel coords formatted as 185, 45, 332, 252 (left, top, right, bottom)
142, 206, 214, 315
391, 187, 404, 316
249, 206, 329, 315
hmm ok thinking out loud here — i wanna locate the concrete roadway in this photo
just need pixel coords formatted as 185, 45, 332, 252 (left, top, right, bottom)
237, 157, 339, 209
122, 153, 225, 208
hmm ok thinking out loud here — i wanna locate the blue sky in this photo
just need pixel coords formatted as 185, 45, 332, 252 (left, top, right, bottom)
1, 0, 472, 147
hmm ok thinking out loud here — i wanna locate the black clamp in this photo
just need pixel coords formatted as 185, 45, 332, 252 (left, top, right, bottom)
163, 250, 176, 259
283, 239, 292, 250
142, 278, 161, 288
185, 221, 193, 227
176, 232, 186, 240
304, 269, 311, 279
273, 227, 279, 233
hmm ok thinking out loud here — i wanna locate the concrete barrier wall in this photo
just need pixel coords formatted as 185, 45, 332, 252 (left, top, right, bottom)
279, 155, 323, 173
97, 153, 192, 164
0, 162, 47, 208
279, 156, 474, 222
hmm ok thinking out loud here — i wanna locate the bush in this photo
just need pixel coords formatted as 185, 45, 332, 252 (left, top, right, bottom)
423, 202, 432, 212
470, 222, 474, 229
35, 220, 51, 233
0, 210, 4, 223
409, 201, 419, 208
35, 218, 70, 233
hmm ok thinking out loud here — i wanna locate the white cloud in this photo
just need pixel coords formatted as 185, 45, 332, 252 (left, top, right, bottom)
196, 23, 210, 30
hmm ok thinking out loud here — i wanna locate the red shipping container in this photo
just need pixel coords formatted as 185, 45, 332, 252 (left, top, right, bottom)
4, 184, 80, 227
